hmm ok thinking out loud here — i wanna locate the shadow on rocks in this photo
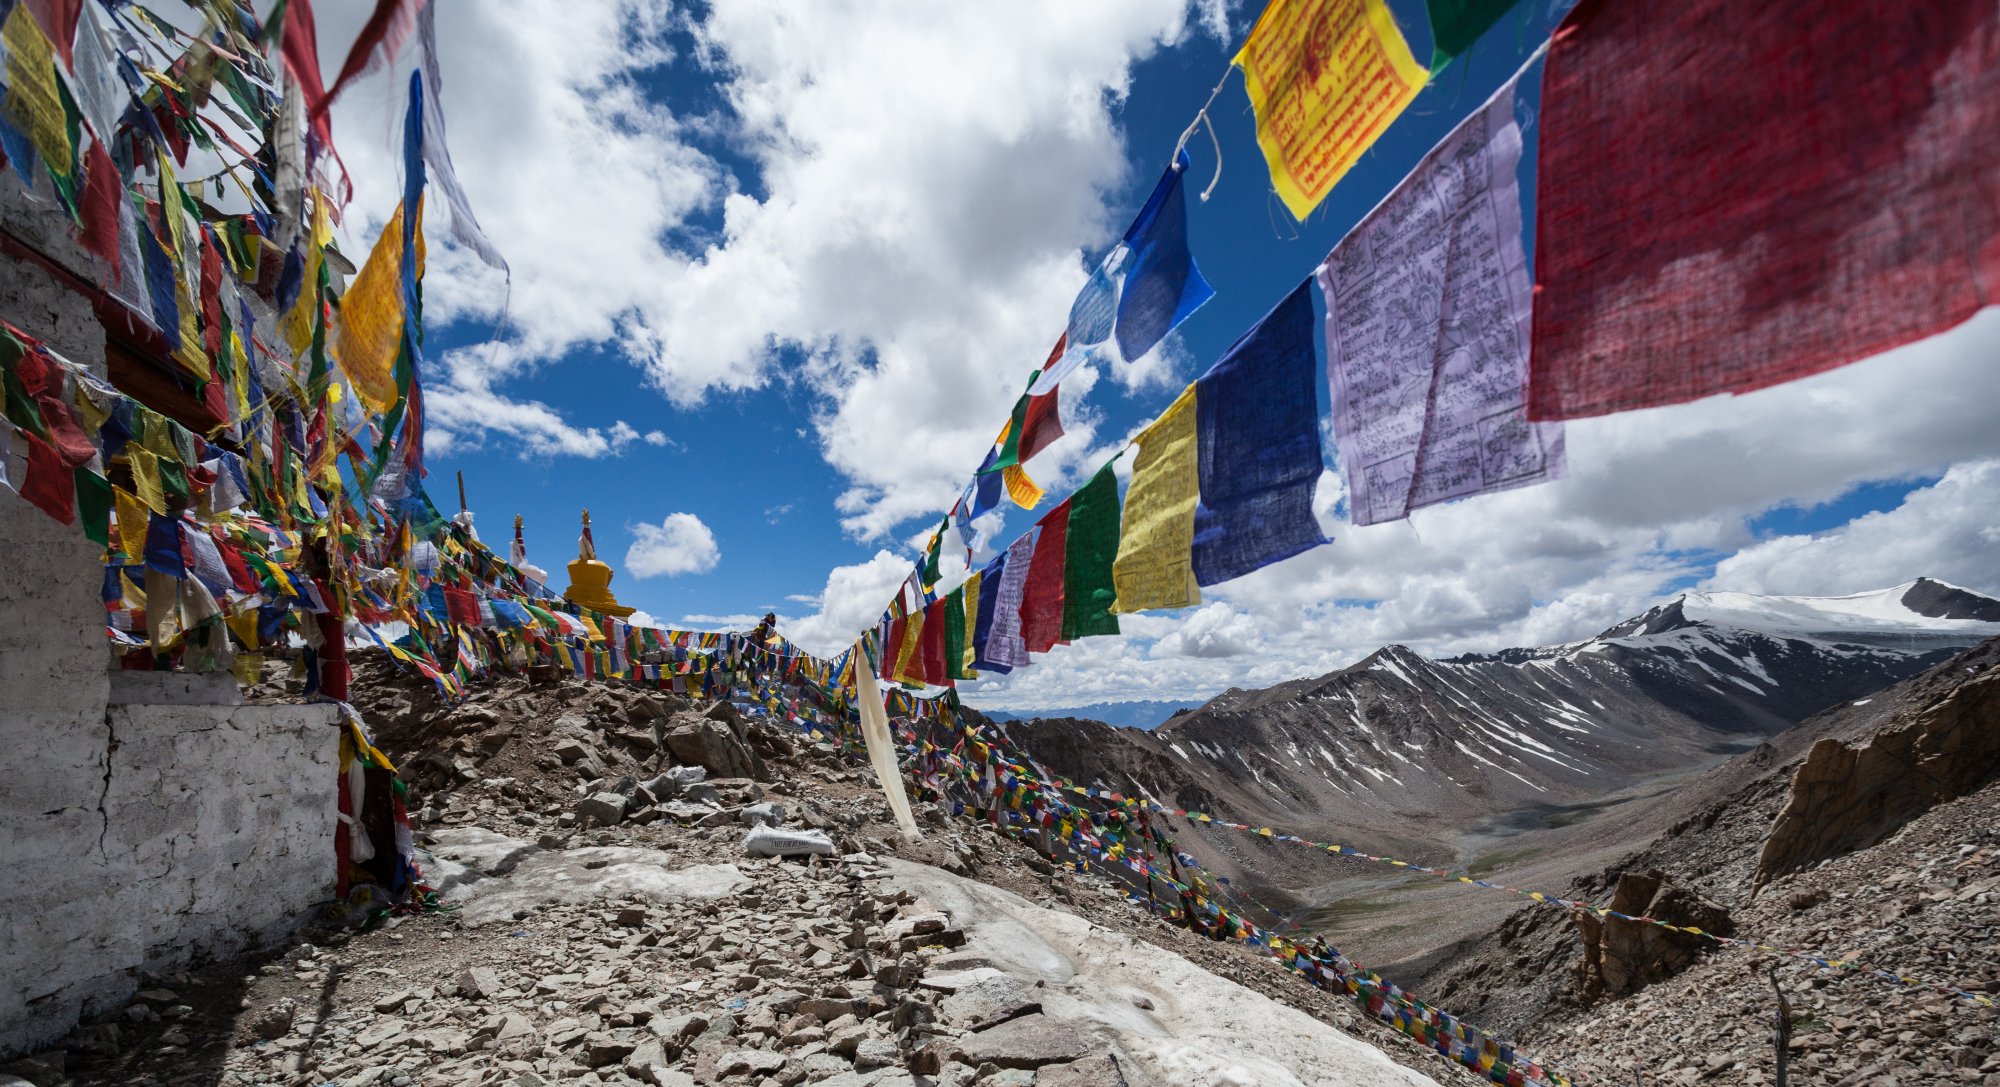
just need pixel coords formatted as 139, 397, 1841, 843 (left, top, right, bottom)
1, 924, 357, 1087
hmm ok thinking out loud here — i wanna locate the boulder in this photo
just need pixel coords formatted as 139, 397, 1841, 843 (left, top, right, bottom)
939, 975, 1040, 1031
1571, 869, 1732, 1001
576, 792, 629, 827
1757, 663, 2000, 883
952, 1014, 1090, 1069
664, 713, 767, 781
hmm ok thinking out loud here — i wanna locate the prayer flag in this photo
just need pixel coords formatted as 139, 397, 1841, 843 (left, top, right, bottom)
1112, 387, 1200, 613
1234, 0, 1428, 220
3, 6, 73, 177
1318, 77, 1562, 526
958, 573, 981, 675
1115, 152, 1216, 365
919, 599, 950, 686
853, 644, 921, 839
415, 0, 505, 272
942, 586, 968, 682
1019, 505, 1068, 654
336, 200, 424, 414
1528, 1, 2000, 420
19, 429, 74, 523
1002, 463, 1042, 509
319, 0, 419, 121
1060, 463, 1122, 639
1423, 0, 1522, 69
1034, 153, 1215, 394
982, 529, 1037, 670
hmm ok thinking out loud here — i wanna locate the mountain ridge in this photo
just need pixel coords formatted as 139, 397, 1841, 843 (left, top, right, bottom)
989, 579, 2000, 906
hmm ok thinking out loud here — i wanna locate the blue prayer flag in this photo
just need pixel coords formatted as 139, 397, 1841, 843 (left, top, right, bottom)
1191, 281, 1326, 585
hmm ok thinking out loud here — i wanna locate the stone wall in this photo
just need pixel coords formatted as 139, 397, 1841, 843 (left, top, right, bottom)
0, 170, 339, 1057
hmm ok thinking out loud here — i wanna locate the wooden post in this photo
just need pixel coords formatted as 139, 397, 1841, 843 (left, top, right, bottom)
1769, 966, 1791, 1087
456, 469, 467, 513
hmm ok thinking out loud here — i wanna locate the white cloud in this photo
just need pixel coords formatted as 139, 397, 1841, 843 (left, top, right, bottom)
322, 0, 1196, 515
1706, 459, 2000, 598
782, 550, 915, 657
625, 514, 722, 578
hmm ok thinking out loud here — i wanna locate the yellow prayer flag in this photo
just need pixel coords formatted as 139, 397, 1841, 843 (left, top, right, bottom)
2, 7, 71, 176
960, 570, 982, 673
1111, 387, 1200, 613
335, 199, 425, 415
173, 279, 209, 379
227, 611, 262, 649
1002, 463, 1042, 509
1233, 0, 1427, 220
126, 449, 167, 514
893, 607, 924, 685
114, 486, 149, 561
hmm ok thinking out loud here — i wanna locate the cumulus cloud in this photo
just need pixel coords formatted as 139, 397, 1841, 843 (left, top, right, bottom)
625, 514, 722, 578
321, 0, 1195, 514
1707, 459, 2000, 598
782, 550, 915, 657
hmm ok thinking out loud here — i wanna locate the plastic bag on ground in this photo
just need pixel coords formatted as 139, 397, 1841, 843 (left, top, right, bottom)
743, 824, 835, 857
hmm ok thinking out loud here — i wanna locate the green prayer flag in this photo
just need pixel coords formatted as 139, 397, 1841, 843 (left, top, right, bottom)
943, 586, 968, 681
1424, 0, 1522, 69
74, 466, 111, 546
921, 515, 946, 587
987, 394, 1031, 473
1061, 462, 1122, 640
159, 457, 190, 508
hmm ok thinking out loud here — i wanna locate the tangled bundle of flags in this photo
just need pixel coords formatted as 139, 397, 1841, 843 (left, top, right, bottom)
866, 0, 2000, 694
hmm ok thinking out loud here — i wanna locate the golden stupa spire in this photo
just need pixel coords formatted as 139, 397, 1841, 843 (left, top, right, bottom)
563, 508, 633, 617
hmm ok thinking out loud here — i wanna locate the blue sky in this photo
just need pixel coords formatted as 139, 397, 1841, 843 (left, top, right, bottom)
316, 0, 2000, 709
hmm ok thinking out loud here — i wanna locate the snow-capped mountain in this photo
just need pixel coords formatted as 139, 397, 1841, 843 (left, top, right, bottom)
990, 580, 2000, 885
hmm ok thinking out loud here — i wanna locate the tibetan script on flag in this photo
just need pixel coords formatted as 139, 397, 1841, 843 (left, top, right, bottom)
1318, 77, 1563, 527
1234, 0, 1428, 221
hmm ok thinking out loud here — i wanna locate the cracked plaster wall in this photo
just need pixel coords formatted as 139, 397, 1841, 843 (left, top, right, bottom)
0, 175, 338, 1057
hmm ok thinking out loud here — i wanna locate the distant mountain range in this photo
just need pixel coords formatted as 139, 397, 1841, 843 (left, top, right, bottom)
978, 579, 2000, 903
976, 699, 1201, 731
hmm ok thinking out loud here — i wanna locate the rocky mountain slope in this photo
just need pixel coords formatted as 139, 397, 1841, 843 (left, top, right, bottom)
1411, 636, 2000, 1085
1, 655, 1470, 1087
995, 580, 2000, 897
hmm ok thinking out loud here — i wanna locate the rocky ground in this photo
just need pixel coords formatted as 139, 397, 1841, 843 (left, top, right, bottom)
0, 655, 1484, 1087
1420, 639, 2000, 1086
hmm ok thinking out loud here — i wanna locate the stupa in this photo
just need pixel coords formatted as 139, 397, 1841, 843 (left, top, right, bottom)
562, 509, 635, 617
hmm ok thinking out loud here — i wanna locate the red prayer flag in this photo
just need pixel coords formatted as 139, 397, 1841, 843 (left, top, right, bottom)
883, 614, 908, 680
319, 0, 420, 119
1019, 499, 1070, 655
20, 430, 76, 524
1529, 1, 2000, 420
22, 0, 79, 68
444, 587, 481, 627
1018, 387, 1063, 463
19, 347, 95, 468
918, 599, 950, 687
78, 139, 121, 279
279, 0, 335, 149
